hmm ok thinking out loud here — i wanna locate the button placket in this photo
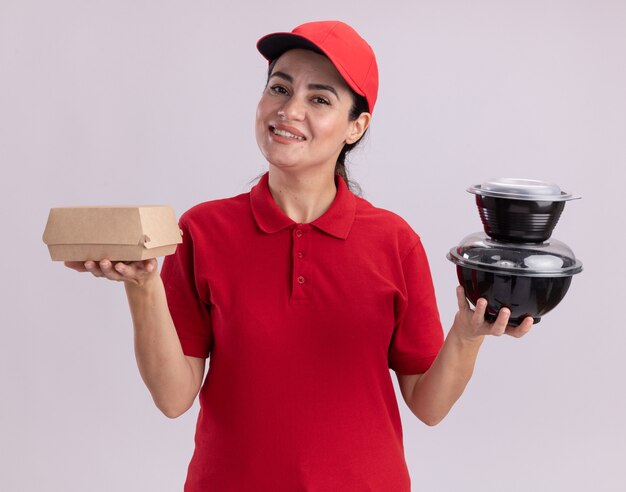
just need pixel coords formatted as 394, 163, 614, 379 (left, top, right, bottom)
291, 225, 311, 301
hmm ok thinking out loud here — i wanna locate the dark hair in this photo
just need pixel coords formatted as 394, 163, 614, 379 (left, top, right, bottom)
336, 91, 368, 193
265, 57, 370, 193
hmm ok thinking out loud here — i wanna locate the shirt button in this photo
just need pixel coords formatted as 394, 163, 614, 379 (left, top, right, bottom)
297, 276, 306, 284
295, 229, 303, 238
296, 251, 304, 259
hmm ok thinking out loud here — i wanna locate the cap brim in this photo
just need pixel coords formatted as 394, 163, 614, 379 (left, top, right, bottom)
257, 33, 324, 62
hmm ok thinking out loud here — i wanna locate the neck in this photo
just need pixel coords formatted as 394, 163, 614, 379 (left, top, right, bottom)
267, 167, 338, 223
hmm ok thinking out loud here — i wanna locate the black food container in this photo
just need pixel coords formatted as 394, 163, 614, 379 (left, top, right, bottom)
448, 232, 583, 325
468, 178, 579, 243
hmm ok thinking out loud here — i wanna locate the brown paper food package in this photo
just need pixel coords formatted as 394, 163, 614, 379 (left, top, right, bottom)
43, 206, 183, 261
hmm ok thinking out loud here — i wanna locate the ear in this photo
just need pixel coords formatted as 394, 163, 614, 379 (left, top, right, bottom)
346, 112, 372, 145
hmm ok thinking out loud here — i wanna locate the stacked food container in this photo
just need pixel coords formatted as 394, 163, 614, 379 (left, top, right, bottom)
447, 178, 583, 325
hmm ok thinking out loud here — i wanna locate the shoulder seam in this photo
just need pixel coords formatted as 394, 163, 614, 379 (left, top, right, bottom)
400, 237, 422, 265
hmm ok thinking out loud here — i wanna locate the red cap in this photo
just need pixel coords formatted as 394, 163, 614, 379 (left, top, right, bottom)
257, 20, 379, 113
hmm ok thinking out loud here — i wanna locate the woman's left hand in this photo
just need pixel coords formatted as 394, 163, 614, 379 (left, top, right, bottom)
451, 286, 534, 344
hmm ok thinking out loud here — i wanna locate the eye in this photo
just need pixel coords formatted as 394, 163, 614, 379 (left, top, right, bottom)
312, 96, 330, 105
269, 85, 289, 95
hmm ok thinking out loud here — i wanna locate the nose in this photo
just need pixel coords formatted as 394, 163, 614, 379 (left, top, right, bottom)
279, 95, 306, 121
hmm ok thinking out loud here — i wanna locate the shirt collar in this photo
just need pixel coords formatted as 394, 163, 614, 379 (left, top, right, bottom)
250, 172, 357, 240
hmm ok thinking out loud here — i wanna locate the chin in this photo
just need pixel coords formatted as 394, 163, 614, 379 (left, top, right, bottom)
267, 159, 302, 171
261, 148, 303, 169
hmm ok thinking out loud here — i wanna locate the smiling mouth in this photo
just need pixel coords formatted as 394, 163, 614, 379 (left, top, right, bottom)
270, 126, 306, 141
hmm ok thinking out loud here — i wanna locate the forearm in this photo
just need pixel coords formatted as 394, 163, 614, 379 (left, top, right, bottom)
408, 326, 484, 426
125, 277, 199, 417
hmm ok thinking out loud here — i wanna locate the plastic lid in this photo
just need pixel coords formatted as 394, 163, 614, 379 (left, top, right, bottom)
468, 178, 579, 201
447, 232, 583, 277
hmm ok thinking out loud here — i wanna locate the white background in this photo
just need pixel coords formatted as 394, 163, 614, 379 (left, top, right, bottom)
2, 1, 625, 490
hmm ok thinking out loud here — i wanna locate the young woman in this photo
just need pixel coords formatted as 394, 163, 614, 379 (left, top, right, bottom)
66, 20, 533, 491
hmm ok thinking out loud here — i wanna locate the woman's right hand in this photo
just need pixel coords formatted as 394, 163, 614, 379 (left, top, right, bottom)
64, 259, 159, 287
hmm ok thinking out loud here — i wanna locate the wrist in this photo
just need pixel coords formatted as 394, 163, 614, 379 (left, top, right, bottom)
448, 323, 485, 350
125, 272, 162, 297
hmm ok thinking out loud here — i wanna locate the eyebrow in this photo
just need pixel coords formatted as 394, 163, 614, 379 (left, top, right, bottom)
270, 71, 340, 99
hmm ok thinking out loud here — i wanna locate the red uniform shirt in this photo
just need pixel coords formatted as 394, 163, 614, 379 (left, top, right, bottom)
161, 173, 444, 491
